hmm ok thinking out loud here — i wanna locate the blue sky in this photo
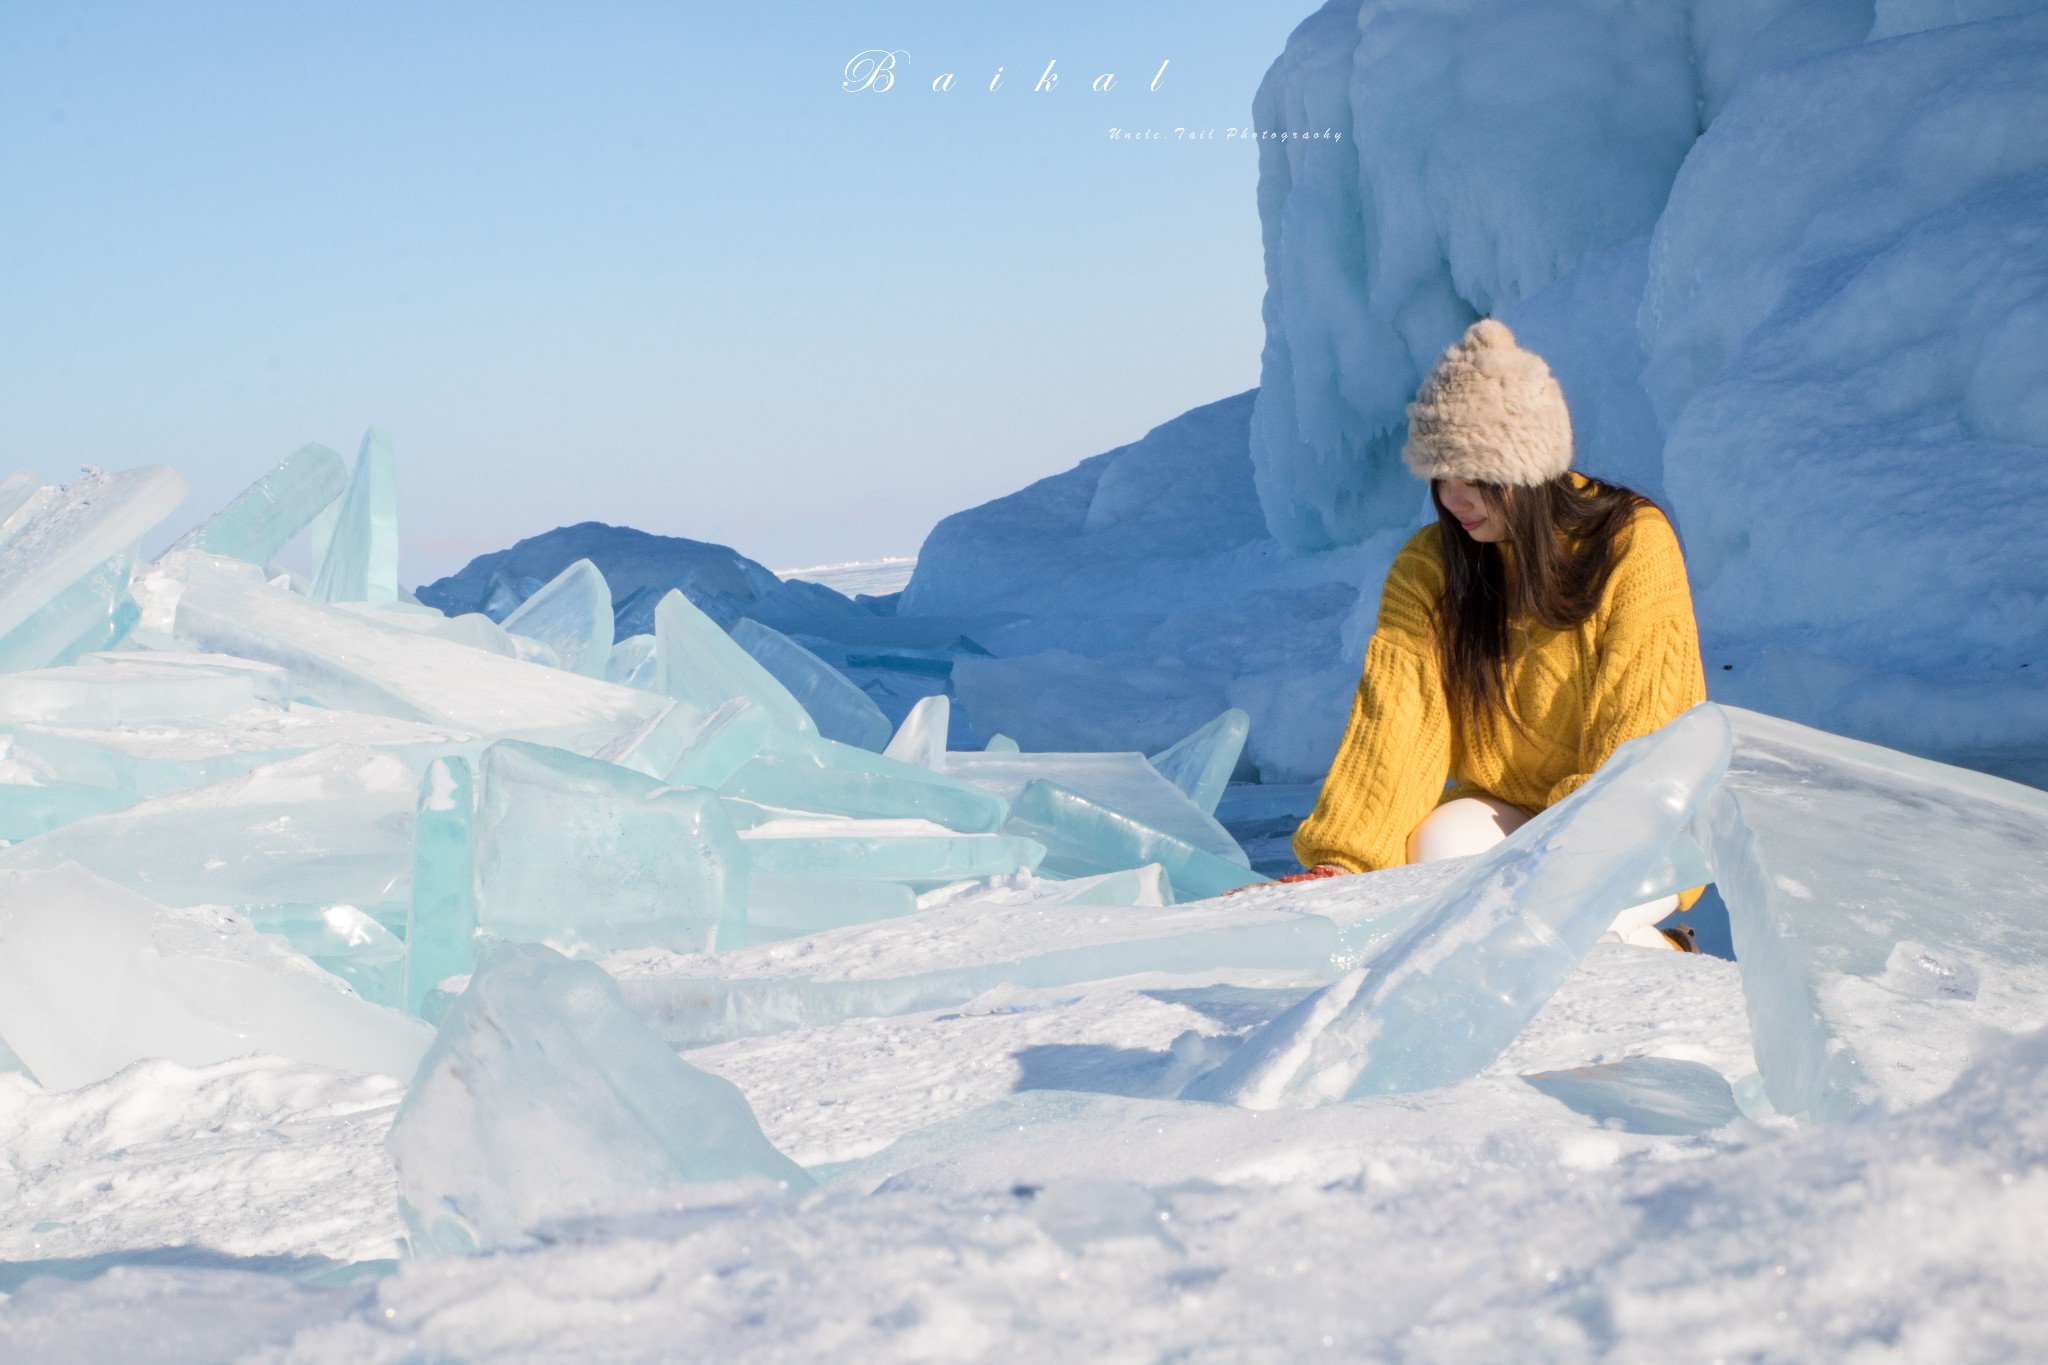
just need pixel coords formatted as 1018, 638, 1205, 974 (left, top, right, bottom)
1, 1, 1315, 584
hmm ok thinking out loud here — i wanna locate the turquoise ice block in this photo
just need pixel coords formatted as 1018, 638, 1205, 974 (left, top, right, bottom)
1000, 779, 1268, 899
473, 740, 748, 956
173, 443, 348, 565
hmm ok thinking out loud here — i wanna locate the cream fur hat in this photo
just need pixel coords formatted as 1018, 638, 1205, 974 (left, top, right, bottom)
1401, 318, 1573, 487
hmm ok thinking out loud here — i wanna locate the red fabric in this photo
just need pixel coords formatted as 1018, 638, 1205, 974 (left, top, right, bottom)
1276, 864, 1346, 884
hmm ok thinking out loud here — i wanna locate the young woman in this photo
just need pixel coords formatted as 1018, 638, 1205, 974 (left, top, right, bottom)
1284, 318, 1708, 949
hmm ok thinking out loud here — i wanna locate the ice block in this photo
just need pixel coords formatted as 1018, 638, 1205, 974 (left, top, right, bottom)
501, 559, 613, 678
1148, 707, 1250, 816
1000, 780, 1267, 899
172, 444, 348, 565
310, 429, 399, 603
731, 618, 891, 751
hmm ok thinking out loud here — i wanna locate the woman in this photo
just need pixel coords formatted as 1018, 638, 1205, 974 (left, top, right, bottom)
1284, 318, 1707, 949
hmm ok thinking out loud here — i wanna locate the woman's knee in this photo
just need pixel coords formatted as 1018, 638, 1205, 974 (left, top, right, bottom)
1407, 794, 1531, 864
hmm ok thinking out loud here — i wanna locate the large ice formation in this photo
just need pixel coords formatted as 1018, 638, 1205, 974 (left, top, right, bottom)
881, 1, 2048, 787
387, 943, 809, 1255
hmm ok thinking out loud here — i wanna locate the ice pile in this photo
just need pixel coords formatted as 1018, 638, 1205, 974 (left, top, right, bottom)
0, 445, 1279, 1101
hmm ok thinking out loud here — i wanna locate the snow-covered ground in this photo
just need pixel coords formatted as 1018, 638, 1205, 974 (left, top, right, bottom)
776, 557, 918, 599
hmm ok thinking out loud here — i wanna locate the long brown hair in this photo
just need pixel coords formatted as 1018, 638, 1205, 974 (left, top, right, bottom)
1432, 475, 1655, 733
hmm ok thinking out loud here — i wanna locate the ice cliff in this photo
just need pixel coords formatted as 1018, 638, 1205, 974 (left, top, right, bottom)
898, 0, 2048, 788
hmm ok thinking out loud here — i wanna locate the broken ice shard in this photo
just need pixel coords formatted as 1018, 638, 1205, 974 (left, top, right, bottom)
1000, 780, 1267, 900
387, 943, 810, 1255
945, 750, 1248, 867
1696, 706, 2048, 1120
739, 817, 1045, 882
473, 739, 747, 956
0, 469, 41, 529
607, 633, 659, 689
1521, 1056, 1741, 1135
730, 618, 891, 751
1148, 707, 1250, 816
722, 727, 1009, 832
500, 558, 613, 678
311, 429, 399, 603
985, 734, 1020, 753
1184, 703, 1731, 1108
0, 466, 186, 672
0, 863, 431, 1089
0, 655, 281, 725
654, 589, 815, 735
883, 694, 948, 770
167, 551, 673, 753
172, 443, 349, 565
0, 745, 418, 929
407, 756, 478, 1016
744, 870, 918, 943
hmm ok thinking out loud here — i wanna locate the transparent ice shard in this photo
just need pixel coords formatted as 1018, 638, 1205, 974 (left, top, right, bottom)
1147, 707, 1250, 816
167, 551, 672, 753
722, 727, 1008, 832
743, 870, 918, 943
1035, 863, 1173, 907
387, 943, 810, 1255
883, 694, 948, 770
406, 756, 478, 1017
244, 902, 408, 1008
730, 618, 891, 751
1000, 780, 1267, 900
0, 470, 41, 530
473, 740, 747, 957
85, 651, 292, 708
985, 734, 1020, 753
500, 559, 613, 678
0, 863, 431, 1089
0, 466, 185, 671
311, 429, 399, 603
1521, 1056, 1741, 1135
609, 895, 1341, 1048
739, 819, 1044, 882
422, 611, 518, 657
653, 589, 815, 735
1184, 704, 1732, 1108
0, 745, 419, 941
946, 751, 1248, 866
172, 443, 349, 564
607, 634, 659, 689
0, 657, 279, 725
1695, 706, 2048, 1121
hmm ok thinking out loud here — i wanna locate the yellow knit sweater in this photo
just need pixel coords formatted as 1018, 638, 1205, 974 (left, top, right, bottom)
1293, 497, 1708, 885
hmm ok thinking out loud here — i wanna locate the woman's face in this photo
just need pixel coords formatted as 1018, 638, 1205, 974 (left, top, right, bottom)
1437, 478, 1507, 543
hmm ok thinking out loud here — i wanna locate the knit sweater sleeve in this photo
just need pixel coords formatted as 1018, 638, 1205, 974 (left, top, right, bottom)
1541, 508, 1708, 809
1292, 531, 1453, 874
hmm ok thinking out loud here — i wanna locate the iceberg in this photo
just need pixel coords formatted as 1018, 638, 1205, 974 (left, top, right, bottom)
1696, 707, 2048, 1121
1147, 708, 1250, 816
882, 694, 948, 770
654, 589, 815, 735
1000, 780, 1266, 900
0, 466, 186, 673
499, 559, 613, 678
387, 943, 809, 1255
406, 756, 478, 1016
0, 863, 430, 1089
1184, 704, 1731, 1108
165, 551, 673, 753
310, 430, 399, 604
473, 740, 747, 956
730, 618, 892, 751
171, 443, 348, 565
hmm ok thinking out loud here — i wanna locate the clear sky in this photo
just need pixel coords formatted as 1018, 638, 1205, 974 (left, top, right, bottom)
1, 1, 1316, 586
